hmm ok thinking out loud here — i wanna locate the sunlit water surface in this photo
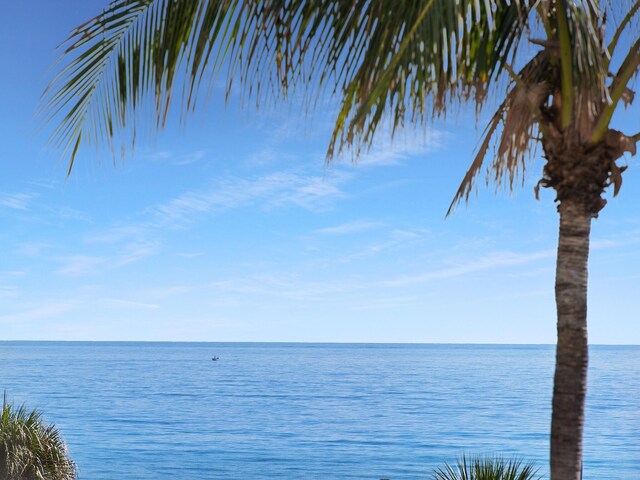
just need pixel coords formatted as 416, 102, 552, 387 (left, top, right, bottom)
1, 343, 638, 479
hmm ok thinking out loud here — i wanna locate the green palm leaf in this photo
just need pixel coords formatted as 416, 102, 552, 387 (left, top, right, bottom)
1, 399, 77, 480
43, 0, 536, 172
42, 0, 640, 199
433, 455, 540, 480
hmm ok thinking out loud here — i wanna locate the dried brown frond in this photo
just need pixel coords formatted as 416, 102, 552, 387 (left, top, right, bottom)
449, 52, 557, 214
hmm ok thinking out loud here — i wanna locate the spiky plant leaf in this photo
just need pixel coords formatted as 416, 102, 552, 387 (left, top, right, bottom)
0, 401, 77, 480
433, 455, 540, 480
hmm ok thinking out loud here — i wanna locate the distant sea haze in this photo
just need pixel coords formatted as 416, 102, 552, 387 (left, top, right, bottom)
1, 342, 638, 479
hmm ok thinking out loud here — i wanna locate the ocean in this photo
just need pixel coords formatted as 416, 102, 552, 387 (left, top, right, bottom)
0, 343, 638, 479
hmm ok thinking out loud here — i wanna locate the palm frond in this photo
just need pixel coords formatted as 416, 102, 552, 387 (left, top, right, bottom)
534, 0, 609, 126
433, 454, 540, 480
448, 51, 555, 213
1, 401, 76, 480
607, 0, 640, 57
593, 35, 640, 141
324, 0, 533, 158
42, 0, 533, 172
43, 0, 639, 210
41, 0, 213, 171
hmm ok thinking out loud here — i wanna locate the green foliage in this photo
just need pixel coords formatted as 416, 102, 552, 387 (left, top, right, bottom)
42, 0, 533, 169
0, 398, 77, 480
433, 455, 539, 480
43, 0, 640, 214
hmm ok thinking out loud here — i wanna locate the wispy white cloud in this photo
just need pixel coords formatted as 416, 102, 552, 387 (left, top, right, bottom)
145, 149, 207, 165
28, 179, 59, 190
323, 227, 430, 264
14, 242, 52, 257
59, 128, 437, 280
208, 273, 366, 301
0, 286, 20, 300
346, 293, 434, 311
85, 226, 148, 244
245, 148, 280, 166
146, 150, 172, 161
479, 288, 553, 303
56, 241, 159, 276
46, 206, 90, 222
116, 247, 549, 309
0, 270, 27, 279
175, 150, 206, 166
346, 128, 446, 167
0, 301, 75, 324
591, 231, 640, 250
137, 275, 347, 305
56, 255, 107, 276
270, 174, 348, 209
379, 249, 555, 287
142, 285, 194, 300
0, 188, 87, 229
205, 249, 552, 300
151, 170, 350, 225
315, 221, 382, 236
175, 252, 204, 258
104, 298, 160, 309
0, 193, 36, 210
110, 241, 160, 268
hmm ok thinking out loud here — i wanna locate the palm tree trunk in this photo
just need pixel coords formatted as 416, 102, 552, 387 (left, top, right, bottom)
550, 199, 591, 480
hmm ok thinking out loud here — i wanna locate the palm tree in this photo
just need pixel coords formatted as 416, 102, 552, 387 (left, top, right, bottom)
433, 455, 539, 480
41, 1, 640, 479
1, 396, 77, 480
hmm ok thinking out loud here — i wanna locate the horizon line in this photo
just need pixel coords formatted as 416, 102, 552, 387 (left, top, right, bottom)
0, 340, 638, 347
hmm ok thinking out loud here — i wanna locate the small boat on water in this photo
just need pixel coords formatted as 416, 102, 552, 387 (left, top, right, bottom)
211, 356, 219, 361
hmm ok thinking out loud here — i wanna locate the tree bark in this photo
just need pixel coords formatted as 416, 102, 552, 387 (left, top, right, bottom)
550, 200, 591, 480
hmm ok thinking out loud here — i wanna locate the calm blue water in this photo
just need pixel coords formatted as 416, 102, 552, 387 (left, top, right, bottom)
0, 343, 638, 479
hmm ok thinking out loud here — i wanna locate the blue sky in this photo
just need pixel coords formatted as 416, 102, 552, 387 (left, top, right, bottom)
1, 1, 639, 343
